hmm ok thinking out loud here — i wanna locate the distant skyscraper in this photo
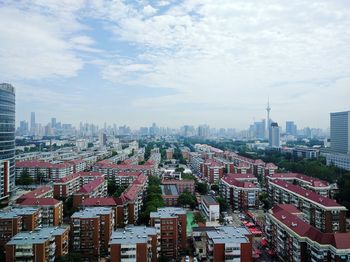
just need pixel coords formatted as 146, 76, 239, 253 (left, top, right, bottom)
51, 118, 56, 128
266, 98, 271, 139
286, 121, 297, 136
30, 112, 36, 135
269, 122, 280, 148
99, 132, 107, 148
330, 111, 350, 154
0, 83, 15, 202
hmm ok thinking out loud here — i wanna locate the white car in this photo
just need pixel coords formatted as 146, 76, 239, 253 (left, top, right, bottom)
185, 256, 190, 262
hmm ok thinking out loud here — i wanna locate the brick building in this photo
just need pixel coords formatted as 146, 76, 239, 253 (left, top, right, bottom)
150, 207, 187, 259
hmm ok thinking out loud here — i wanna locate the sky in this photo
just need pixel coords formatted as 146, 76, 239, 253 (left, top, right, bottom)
1, 0, 350, 129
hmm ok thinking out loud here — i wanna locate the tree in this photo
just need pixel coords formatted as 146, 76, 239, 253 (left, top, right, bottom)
216, 196, 229, 212
178, 190, 197, 209
211, 184, 219, 193
193, 212, 206, 224
113, 185, 126, 198
107, 179, 117, 196
56, 252, 81, 262
196, 182, 208, 195
16, 170, 34, 185
259, 192, 270, 209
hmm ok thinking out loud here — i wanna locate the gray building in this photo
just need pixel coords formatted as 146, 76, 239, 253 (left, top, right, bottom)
269, 122, 280, 148
0, 83, 15, 203
286, 121, 297, 136
330, 111, 350, 154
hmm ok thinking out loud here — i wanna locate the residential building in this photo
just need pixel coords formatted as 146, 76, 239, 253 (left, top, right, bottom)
200, 160, 224, 183
265, 173, 332, 197
325, 152, 350, 171
292, 147, 319, 159
200, 195, 220, 222
72, 176, 107, 207
166, 148, 174, 160
161, 184, 179, 206
53, 171, 103, 199
150, 207, 187, 259
161, 179, 195, 194
109, 226, 158, 262
0, 83, 15, 203
5, 226, 69, 262
220, 174, 260, 210
17, 185, 53, 203
206, 226, 252, 262
16, 198, 63, 226
71, 207, 114, 259
268, 179, 347, 233
265, 204, 350, 262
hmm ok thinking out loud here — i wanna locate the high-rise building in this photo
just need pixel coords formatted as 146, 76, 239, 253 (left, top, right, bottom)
286, 121, 297, 136
0, 83, 15, 203
266, 98, 271, 139
99, 132, 107, 148
269, 122, 280, 148
30, 112, 36, 134
330, 111, 350, 154
51, 117, 56, 128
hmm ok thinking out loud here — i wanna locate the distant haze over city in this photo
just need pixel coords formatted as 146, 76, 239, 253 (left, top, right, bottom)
1, 1, 349, 128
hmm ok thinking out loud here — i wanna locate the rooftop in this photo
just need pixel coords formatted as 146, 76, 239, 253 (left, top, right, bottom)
18, 198, 61, 206
150, 207, 186, 219
6, 226, 69, 245
202, 195, 219, 206
81, 197, 117, 206
19, 186, 52, 199
270, 179, 343, 208
206, 226, 250, 244
161, 184, 179, 196
222, 176, 259, 189
109, 226, 157, 245
71, 207, 112, 219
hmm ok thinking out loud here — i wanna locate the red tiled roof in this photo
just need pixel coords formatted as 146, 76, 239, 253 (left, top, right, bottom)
265, 163, 278, 169
16, 160, 53, 168
271, 204, 302, 214
237, 162, 251, 168
270, 180, 341, 207
222, 176, 258, 189
82, 197, 116, 206
271, 205, 350, 249
122, 184, 140, 201
76, 177, 105, 194
254, 159, 265, 165
269, 173, 329, 187
19, 186, 52, 199
54, 171, 103, 183
225, 173, 257, 180
18, 198, 61, 206
116, 172, 142, 177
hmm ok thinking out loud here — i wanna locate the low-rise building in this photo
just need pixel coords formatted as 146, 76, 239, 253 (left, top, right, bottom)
161, 179, 195, 194
17, 185, 53, 203
5, 226, 69, 262
268, 179, 347, 233
161, 184, 179, 206
150, 207, 187, 260
220, 174, 260, 210
265, 204, 350, 262
200, 195, 220, 222
109, 226, 159, 262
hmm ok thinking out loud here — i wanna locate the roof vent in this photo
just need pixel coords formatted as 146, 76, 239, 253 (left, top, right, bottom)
281, 215, 286, 220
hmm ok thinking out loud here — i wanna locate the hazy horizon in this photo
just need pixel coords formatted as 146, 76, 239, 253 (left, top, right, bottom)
1, 1, 349, 129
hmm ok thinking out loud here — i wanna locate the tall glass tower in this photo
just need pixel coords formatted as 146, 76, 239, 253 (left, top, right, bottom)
0, 83, 15, 203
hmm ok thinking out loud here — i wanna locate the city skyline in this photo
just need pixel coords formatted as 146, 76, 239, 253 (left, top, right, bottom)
1, 1, 350, 128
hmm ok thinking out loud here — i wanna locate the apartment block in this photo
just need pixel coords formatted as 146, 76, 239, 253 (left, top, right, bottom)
109, 226, 158, 262
161, 184, 179, 206
53, 171, 103, 199
5, 226, 69, 262
266, 172, 332, 197
71, 207, 114, 259
93, 160, 153, 178
206, 226, 252, 262
268, 179, 347, 233
161, 179, 195, 194
200, 195, 220, 222
150, 207, 187, 259
265, 204, 350, 262
17, 198, 63, 226
200, 160, 224, 183
17, 185, 53, 203
72, 176, 107, 207
220, 174, 260, 210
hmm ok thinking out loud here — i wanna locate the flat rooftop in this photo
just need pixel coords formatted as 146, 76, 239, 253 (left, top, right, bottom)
71, 207, 112, 219
109, 226, 157, 245
206, 226, 250, 244
6, 226, 68, 245
150, 207, 186, 219
202, 195, 218, 206
0, 207, 39, 219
